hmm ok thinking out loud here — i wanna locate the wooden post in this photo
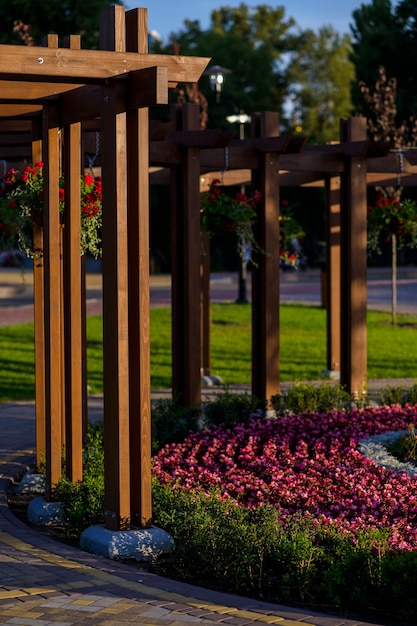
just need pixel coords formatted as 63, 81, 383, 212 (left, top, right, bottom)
325, 176, 341, 374
125, 7, 152, 529
63, 35, 83, 483
200, 234, 211, 377
340, 118, 368, 395
42, 99, 63, 499
170, 103, 202, 407
32, 119, 45, 471
251, 111, 281, 402
100, 5, 131, 530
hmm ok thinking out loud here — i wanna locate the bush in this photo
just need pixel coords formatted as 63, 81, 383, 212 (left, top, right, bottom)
55, 422, 105, 536
379, 382, 417, 407
202, 387, 265, 428
270, 383, 351, 414
151, 397, 201, 454
152, 482, 417, 622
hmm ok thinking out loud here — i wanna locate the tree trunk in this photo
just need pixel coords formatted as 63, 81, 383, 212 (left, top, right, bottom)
391, 233, 397, 326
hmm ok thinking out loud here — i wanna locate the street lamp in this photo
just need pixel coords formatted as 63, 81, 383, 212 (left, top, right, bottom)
203, 64, 232, 103
204, 65, 251, 303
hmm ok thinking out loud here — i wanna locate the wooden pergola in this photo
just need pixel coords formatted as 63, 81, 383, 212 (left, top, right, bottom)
0, 5, 209, 531
1, 5, 415, 536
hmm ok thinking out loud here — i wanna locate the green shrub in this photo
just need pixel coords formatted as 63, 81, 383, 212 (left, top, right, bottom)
152, 483, 417, 622
270, 383, 351, 414
202, 387, 265, 428
55, 423, 105, 536
151, 397, 201, 454
379, 382, 417, 408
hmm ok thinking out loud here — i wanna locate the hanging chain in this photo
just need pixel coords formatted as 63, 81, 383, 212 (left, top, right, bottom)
220, 146, 229, 183
397, 150, 404, 187
88, 132, 100, 174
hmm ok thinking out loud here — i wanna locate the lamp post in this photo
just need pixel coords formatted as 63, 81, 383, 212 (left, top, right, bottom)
204, 65, 251, 303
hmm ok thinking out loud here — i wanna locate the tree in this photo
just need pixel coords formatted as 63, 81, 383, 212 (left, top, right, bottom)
286, 26, 355, 143
152, 4, 297, 131
361, 66, 417, 325
0, 0, 124, 49
350, 0, 417, 120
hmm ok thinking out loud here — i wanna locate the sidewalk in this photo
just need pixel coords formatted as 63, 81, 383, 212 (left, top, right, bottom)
0, 399, 390, 626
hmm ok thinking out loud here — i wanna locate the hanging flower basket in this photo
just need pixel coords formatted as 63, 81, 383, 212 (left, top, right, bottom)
0, 162, 103, 259
200, 179, 262, 263
367, 192, 417, 251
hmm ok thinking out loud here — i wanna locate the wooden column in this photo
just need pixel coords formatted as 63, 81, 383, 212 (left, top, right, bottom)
125, 7, 152, 529
62, 35, 83, 483
325, 176, 341, 374
32, 119, 45, 471
200, 234, 211, 377
251, 111, 281, 402
42, 99, 63, 499
100, 5, 131, 530
171, 103, 202, 407
340, 117, 368, 395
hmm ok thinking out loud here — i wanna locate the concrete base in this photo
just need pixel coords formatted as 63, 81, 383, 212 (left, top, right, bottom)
201, 375, 224, 387
27, 496, 65, 526
15, 470, 46, 495
320, 369, 340, 381
80, 524, 174, 562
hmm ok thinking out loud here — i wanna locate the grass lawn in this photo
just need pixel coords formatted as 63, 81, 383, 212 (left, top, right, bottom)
1, 303, 417, 401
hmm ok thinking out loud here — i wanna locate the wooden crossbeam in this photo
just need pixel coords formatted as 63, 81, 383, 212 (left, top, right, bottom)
58, 66, 169, 126
0, 43, 209, 85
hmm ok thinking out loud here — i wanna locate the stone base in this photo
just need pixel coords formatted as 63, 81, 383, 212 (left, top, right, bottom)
18, 470, 46, 494
27, 496, 65, 526
80, 524, 174, 562
320, 369, 340, 381
201, 374, 224, 387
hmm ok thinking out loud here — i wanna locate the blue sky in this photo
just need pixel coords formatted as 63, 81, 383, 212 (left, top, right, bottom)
125, 1, 375, 43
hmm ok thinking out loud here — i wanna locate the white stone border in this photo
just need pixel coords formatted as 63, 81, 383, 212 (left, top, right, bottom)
358, 430, 417, 476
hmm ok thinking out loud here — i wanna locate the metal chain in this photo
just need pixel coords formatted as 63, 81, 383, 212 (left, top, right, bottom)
88, 132, 100, 174
220, 146, 229, 183
397, 150, 404, 187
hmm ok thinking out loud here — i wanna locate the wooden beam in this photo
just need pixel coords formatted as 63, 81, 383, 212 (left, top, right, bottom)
100, 5, 131, 532
325, 177, 341, 374
251, 111, 281, 401
170, 103, 202, 407
0, 43, 210, 85
0, 80, 84, 101
340, 118, 368, 396
31, 118, 45, 472
58, 66, 169, 126
125, 6, 153, 530
42, 99, 63, 499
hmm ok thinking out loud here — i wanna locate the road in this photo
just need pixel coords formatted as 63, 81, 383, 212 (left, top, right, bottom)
1, 263, 417, 326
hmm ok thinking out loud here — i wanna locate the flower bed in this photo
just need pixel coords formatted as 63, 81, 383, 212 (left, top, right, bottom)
153, 405, 417, 551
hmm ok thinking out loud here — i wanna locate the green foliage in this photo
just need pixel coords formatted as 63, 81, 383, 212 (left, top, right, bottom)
154, 4, 296, 130
270, 383, 351, 414
202, 387, 264, 428
387, 423, 417, 462
351, 0, 417, 123
368, 193, 417, 254
0, 0, 123, 48
286, 26, 355, 142
152, 482, 416, 621
54, 422, 105, 536
4, 305, 417, 401
151, 398, 200, 454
